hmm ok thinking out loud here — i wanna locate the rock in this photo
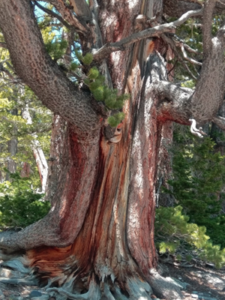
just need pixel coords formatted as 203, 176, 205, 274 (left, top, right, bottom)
149, 270, 183, 299
30, 296, 49, 300
167, 277, 190, 289
0, 289, 4, 300
30, 290, 42, 297
191, 270, 225, 291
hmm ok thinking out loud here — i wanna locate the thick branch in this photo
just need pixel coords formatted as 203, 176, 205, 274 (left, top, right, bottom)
69, 0, 92, 22
93, 8, 202, 61
0, 0, 100, 138
190, 11, 225, 122
212, 116, 225, 131
155, 80, 193, 124
202, 0, 217, 55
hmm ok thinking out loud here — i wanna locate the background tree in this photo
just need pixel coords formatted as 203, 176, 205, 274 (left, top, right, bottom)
0, 0, 225, 299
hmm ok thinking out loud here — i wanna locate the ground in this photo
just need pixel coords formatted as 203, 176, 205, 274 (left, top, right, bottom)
158, 262, 225, 300
0, 256, 224, 299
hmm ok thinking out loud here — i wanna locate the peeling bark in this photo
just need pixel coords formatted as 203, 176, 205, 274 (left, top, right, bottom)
0, 0, 225, 298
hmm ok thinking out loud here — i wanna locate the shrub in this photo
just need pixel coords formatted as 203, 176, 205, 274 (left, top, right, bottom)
0, 172, 50, 228
155, 206, 225, 268
163, 126, 225, 248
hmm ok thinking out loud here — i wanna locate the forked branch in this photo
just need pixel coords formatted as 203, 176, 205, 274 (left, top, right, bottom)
93, 8, 203, 61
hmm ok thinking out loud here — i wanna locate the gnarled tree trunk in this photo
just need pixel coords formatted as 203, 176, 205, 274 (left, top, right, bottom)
1, 0, 225, 299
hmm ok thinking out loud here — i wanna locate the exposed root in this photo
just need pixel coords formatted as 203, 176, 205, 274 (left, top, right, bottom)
46, 276, 154, 300
47, 279, 100, 300
126, 277, 152, 300
0, 277, 37, 286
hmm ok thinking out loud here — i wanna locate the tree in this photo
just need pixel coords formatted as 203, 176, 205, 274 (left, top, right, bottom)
0, 0, 225, 298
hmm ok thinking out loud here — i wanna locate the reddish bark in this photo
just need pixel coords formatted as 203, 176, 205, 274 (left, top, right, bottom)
1, 0, 224, 298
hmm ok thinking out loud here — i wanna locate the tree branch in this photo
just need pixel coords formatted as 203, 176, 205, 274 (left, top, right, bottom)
163, 0, 225, 18
202, 0, 217, 55
69, 0, 92, 23
161, 34, 198, 80
174, 36, 200, 54
93, 8, 202, 61
212, 116, 225, 131
180, 44, 202, 65
190, 3, 225, 123
39, 0, 87, 34
0, 0, 100, 138
34, 1, 70, 28
154, 80, 194, 124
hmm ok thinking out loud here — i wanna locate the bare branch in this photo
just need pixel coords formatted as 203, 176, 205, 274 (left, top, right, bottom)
93, 9, 203, 61
34, 1, 70, 28
41, 0, 87, 34
172, 7, 203, 26
161, 34, 198, 80
174, 36, 200, 54
180, 44, 202, 65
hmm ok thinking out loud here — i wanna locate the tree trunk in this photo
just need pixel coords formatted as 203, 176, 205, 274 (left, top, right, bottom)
25, 1, 167, 296
1, 0, 225, 298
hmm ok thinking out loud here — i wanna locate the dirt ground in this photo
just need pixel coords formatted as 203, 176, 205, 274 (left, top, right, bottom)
164, 263, 225, 300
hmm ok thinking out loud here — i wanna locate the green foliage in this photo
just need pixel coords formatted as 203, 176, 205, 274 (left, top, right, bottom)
162, 125, 225, 249
82, 53, 93, 65
108, 112, 125, 127
155, 206, 225, 268
45, 39, 68, 61
0, 84, 51, 184
82, 59, 129, 127
0, 172, 50, 228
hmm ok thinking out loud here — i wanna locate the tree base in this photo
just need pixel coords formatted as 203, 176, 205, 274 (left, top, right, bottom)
0, 250, 184, 300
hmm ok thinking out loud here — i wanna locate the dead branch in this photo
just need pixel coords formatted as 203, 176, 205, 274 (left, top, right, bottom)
161, 34, 198, 80
93, 8, 203, 61
42, 0, 87, 34
34, 1, 70, 28
180, 44, 202, 65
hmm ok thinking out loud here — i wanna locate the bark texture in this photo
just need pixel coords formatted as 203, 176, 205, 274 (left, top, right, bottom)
0, 0, 225, 299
